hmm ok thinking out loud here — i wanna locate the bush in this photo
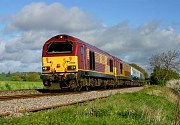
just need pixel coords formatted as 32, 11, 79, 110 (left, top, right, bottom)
166, 79, 180, 94
11, 74, 22, 81
10, 72, 41, 82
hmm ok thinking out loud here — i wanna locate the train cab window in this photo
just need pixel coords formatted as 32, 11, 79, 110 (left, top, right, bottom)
89, 51, 95, 70
47, 42, 73, 54
80, 46, 84, 55
120, 63, 123, 74
109, 59, 113, 72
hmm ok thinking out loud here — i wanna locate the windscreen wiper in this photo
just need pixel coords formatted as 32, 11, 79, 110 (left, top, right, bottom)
46, 40, 55, 53
66, 40, 73, 46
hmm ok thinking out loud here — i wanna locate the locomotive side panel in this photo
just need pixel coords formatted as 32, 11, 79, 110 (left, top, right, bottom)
114, 58, 130, 80
84, 46, 114, 78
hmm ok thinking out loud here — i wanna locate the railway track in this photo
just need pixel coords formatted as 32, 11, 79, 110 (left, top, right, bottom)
0, 89, 80, 101
0, 87, 144, 117
0, 89, 99, 101
0, 93, 60, 101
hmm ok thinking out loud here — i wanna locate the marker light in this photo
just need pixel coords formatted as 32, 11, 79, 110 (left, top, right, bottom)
42, 66, 50, 71
67, 66, 76, 70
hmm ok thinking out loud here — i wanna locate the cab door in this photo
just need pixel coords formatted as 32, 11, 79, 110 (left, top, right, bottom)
78, 44, 86, 70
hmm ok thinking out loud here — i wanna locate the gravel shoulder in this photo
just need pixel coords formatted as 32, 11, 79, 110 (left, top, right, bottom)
0, 87, 144, 116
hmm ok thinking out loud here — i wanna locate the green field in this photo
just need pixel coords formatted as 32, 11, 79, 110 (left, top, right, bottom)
0, 81, 44, 90
0, 86, 179, 125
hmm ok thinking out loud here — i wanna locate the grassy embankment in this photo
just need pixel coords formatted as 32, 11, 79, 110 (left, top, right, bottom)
0, 81, 44, 90
0, 72, 43, 90
0, 85, 179, 125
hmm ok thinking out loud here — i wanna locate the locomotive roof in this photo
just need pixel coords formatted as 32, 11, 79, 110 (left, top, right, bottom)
50, 34, 113, 56
46, 34, 130, 65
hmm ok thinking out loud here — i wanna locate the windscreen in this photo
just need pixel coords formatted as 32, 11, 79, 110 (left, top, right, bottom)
46, 41, 73, 54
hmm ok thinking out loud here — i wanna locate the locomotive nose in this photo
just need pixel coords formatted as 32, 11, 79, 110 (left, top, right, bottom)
42, 56, 78, 73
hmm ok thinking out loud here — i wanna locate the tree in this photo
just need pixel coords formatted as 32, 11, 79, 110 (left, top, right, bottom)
149, 50, 180, 85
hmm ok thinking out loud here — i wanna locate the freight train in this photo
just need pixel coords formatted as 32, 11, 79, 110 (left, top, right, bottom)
40, 34, 145, 90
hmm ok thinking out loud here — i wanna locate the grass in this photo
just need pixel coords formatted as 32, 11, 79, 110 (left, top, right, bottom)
0, 81, 44, 90
0, 85, 179, 125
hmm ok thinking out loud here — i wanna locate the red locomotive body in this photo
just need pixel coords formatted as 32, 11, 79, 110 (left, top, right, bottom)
41, 34, 143, 90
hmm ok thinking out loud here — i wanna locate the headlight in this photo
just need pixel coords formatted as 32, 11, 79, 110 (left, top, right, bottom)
42, 66, 50, 71
67, 65, 76, 70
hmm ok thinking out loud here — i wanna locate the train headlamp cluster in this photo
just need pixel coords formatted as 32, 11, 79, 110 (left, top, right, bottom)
67, 65, 76, 70
42, 66, 50, 71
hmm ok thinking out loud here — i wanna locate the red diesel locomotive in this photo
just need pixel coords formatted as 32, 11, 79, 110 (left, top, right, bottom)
40, 34, 144, 90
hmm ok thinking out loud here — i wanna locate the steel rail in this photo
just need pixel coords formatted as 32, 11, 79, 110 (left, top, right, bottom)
0, 95, 108, 117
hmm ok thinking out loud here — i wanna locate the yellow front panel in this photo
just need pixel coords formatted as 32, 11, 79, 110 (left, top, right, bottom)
42, 56, 78, 73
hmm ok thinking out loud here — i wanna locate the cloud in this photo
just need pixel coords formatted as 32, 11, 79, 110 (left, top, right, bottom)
1, 2, 103, 73
0, 2, 180, 73
0, 41, 5, 55
76, 21, 180, 69
5, 2, 102, 33
0, 60, 41, 73
0, 31, 50, 73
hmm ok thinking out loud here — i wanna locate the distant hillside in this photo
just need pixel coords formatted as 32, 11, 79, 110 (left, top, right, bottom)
0, 72, 41, 82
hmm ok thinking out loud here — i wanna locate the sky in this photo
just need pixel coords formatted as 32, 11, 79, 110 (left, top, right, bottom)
0, 0, 180, 73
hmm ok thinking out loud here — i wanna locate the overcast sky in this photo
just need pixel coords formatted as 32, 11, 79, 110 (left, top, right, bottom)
0, 0, 180, 73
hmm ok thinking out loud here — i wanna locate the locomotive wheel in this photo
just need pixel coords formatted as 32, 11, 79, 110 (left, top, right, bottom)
43, 80, 51, 87
77, 81, 83, 92
85, 86, 89, 91
77, 85, 82, 92
69, 80, 77, 91
102, 81, 107, 89
81, 85, 89, 91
